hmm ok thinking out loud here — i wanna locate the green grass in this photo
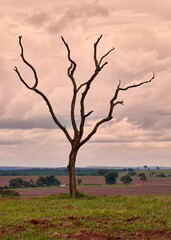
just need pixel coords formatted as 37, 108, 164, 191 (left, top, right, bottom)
0, 194, 170, 239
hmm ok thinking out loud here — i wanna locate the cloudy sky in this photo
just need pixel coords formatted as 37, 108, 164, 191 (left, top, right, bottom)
0, 0, 171, 168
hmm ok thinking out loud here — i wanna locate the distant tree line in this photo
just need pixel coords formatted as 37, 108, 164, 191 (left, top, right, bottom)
0, 168, 170, 178
0, 168, 99, 176
98, 169, 171, 178
0, 175, 60, 189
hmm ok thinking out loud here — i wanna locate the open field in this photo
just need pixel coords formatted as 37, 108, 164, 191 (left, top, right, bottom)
0, 195, 170, 239
1, 176, 171, 197
1, 175, 171, 186
16, 183, 171, 197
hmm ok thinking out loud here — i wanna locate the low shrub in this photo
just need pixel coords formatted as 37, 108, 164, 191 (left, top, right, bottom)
120, 175, 132, 184
0, 189, 20, 197
57, 189, 97, 199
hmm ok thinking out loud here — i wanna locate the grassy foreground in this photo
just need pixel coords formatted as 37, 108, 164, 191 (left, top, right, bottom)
0, 194, 170, 239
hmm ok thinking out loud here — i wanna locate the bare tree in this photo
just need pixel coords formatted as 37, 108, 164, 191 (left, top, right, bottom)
14, 35, 154, 197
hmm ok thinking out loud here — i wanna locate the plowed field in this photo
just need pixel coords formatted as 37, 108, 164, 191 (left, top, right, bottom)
1, 176, 170, 196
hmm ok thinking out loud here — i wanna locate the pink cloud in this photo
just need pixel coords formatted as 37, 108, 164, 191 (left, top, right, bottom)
0, 0, 171, 167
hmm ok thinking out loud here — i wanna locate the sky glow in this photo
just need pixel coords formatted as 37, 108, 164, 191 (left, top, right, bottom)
0, 0, 171, 167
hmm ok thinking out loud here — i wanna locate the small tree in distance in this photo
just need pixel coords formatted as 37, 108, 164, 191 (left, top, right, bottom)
140, 175, 147, 184
120, 175, 132, 184
9, 178, 23, 188
77, 178, 82, 185
128, 171, 137, 177
138, 173, 146, 177
36, 175, 60, 186
14, 35, 154, 197
105, 171, 119, 184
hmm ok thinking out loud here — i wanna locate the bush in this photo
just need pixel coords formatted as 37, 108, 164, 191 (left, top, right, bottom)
104, 171, 119, 184
138, 173, 146, 177
120, 175, 132, 184
36, 175, 60, 187
128, 171, 137, 176
156, 173, 167, 178
36, 176, 46, 186
9, 178, 35, 188
0, 189, 20, 197
77, 178, 82, 185
8, 176, 61, 188
9, 178, 23, 188
140, 175, 147, 181
46, 175, 60, 186
58, 190, 97, 199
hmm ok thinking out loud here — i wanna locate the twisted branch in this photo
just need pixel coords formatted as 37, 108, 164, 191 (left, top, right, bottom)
61, 36, 79, 136
14, 35, 154, 150
80, 73, 155, 146
14, 36, 72, 144
79, 35, 115, 139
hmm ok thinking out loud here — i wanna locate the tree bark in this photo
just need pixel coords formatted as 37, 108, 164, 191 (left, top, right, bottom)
67, 148, 78, 198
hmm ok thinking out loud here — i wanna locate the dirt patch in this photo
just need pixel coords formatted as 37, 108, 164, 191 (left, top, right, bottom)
1, 219, 170, 239
53, 230, 113, 240
52, 229, 171, 239
27, 218, 53, 228
130, 230, 171, 240
0, 224, 25, 236
65, 204, 75, 209
125, 216, 141, 222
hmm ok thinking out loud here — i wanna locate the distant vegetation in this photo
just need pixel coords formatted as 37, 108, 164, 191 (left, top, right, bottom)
0, 168, 98, 176
0, 189, 20, 197
120, 175, 133, 184
0, 167, 124, 176
104, 171, 119, 184
1, 175, 61, 189
36, 176, 60, 187
0, 167, 170, 178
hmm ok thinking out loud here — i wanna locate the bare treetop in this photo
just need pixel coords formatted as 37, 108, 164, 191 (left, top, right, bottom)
14, 35, 154, 197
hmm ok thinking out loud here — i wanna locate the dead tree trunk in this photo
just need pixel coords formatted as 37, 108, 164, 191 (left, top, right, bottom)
14, 35, 154, 197
68, 148, 78, 198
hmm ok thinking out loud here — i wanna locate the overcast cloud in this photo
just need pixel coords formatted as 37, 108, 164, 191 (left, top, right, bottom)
0, 0, 171, 167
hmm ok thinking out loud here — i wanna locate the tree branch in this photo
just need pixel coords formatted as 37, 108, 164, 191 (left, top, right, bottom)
61, 36, 77, 87
14, 66, 33, 90
94, 34, 102, 68
119, 72, 155, 91
79, 35, 115, 139
77, 81, 89, 93
80, 73, 154, 147
99, 47, 115, 66
61, 36, 79, 136
18, 36, 38, 89
14, 36, 72, 144
34, 88, 72, 143
84, 110, 94, 118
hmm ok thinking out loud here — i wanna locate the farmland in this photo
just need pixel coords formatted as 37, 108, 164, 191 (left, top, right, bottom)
0, 176, 171, 197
